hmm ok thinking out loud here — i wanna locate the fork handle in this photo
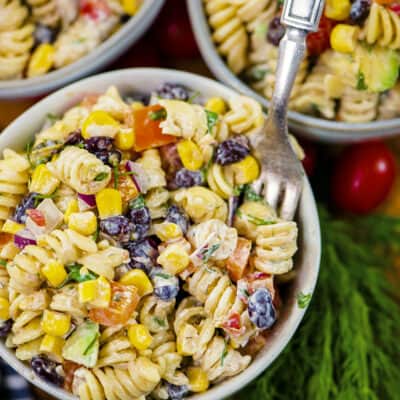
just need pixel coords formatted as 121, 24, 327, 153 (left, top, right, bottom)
270, 0, 325, 124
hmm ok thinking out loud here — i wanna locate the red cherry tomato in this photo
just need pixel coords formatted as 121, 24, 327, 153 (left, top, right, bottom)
390, 3, 400, 15
306, 15, 335, 56
331, 141, 396, 214
80, 0, 111, 21
153, 0, 199, 58
299, 139, 317, 177
222, 312, 242, 336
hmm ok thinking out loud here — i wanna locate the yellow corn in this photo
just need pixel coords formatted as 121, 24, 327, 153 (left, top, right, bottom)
157, 244, 190, 275
120, 269, 153, 296
122, 0, 139, 15
325, 0, 351, 20
154, 222, 182, 242
131, 101, 144, 111
82, 111, 120, 140
64, 199, 79, 223
188, 367, 209, 392
68, 211, 97, 236
89, 276, 111, 308
41, 260, 67, 287
96, 188, 122, 219
78, 280, 97, 303
1, 220, 24, 235
230, 155, 260, 185
40, 334, 65, 361
205, 97, 226, 115
177, 140, 203, 171
128, 324, 152, 350
330, 24, 359, 54
27, 43, 55, 78
0, 297, 10, 320
115, 128, 135, 150
41, 310, 71, 337
29, 164, 60, 195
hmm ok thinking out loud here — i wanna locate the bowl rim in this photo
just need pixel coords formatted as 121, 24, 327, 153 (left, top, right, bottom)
0, 68, 321, 400
0, 0, 165, 99
186, 0, 400, 143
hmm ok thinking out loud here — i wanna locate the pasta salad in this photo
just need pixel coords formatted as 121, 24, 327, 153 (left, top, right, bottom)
204, 0, 400, 123
0, 83, 299, 399
0, 0, 142, 80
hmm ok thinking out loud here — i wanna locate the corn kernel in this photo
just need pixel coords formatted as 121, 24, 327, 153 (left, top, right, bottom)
188, 367, 209, 392
115, 129, 135, 150
229, 155, 260, 185
89, 276, 111, 308
325, 0, 351, 20
64, 199, 79, 223
177, 140, 203, 171
82, 111, 120, 140
157, 244, 190, 275
41, 310, 71, 337
78, 280, 97, 303
29, 164, 60, 195
330, 24, 359, 54
0, 297, 10, 320
96, 188, 122, 219
128, 324, 152, 350
42, 260, 67, 287
122, 0, 138, 15
68, 211, 97, 236
131, 101, 144, 111
154, 222, 182, 242
205, 97, 226, 115
40, 334, 65, 361
27, 43, 55, 78
1, 220, 24, 235
120, 269, 153, 296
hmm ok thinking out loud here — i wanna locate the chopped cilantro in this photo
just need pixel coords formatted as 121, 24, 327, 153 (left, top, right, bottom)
129, 194, 145, 209
149, 109, 167, 120
94, 172, 109, 182
205, 110, 218, 134
0, 259, 7, 267
220, 340, 229, 366
188, 91, 201, 104
297, 292, 312, 309
201, 243, 221, 262
67, 264, 97, 283
233, 185, 245, 196
33, 191, 58, 207
154, 272, 172, 280
113, 165, 119, 189
240, 288, 250, 298
236, 209, 276, 226
46, 113, 59, 123
244, 185, 264, 202
153, 317, 166, 327
356, 72, 368, 91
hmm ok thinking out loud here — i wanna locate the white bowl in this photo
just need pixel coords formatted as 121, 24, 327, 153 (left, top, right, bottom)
0, 68, 321, 400
0, 0, 165, 100
187, 0, 400, 144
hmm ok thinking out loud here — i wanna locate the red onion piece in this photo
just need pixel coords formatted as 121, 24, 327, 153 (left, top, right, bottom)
125, 161, 147, 193
14, 229, 37, 249
78, 193, 96, 210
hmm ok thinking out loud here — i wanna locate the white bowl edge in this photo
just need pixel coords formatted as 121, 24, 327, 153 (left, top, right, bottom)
0, 68, 321, 400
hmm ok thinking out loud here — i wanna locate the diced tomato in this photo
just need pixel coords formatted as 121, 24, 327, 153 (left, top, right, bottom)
0, 233, 12, 247
109, 165, 139, 204
63, 360, 81, 392
26, 209, 46, 227
306, 15, 335, 56
222, 312, 242, 336
390, 4, 400, 15
89, 282, 139, 327
80, 0, 111, 21
133, 105, 177, 151
226, 238, 252, 282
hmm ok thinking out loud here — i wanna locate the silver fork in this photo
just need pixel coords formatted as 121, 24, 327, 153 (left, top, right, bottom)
249, 0, 325, 220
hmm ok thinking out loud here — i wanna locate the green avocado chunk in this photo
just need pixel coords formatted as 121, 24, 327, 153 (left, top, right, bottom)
62, 321, 99, 368
358, 46, 400, 93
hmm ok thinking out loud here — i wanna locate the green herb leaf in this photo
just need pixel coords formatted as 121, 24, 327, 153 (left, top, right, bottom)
297, 292, 312, 309
244, 185, 264, 202
154, 272, 172, 280
205, 110, 219, 134
67, 264, 97, 283
33, 191, 58, 207
46, 113, 60, 123
113, 165, 119, 189
201, 243, 221, 262
188, 91, 201, 104
233, 185, 245, 197
149, 109, 167, 121
129, 194, 145, 209
25, 140, 35, 168
356, 71, 368, 90
236, 210, 276, 226
94, 172, 109, 182
153, 317, 166, 327
220, 340, 228, 366
0, 259, 7, 267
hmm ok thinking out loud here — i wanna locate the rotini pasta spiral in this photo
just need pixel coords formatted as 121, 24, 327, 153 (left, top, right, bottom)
92, 86, 132, 121
252, 221, 298, 275
379, 83, 400, 119
204, 0, 248, 74
50, 285, 87, 320
0, 149, 30, 228
359, 2, 400, 50
47, 146, 111, 194
139, 295, 175, 334
145, 187, 170, 220
53, 184, 77, 213
0, 0, 33, 80
26, 0, 60, 27
136, 149, 167, 192
207, 162, 234, 199
173, 186, 228, 223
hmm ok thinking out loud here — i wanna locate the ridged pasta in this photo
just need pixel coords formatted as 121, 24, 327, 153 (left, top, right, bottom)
207, 162, 234, 199
145, 187, 170, 220
337, 86, 379, 123
173, 186, 228, 224
50, 285, 87, 320
47, 146, 111, 194
139, 295, 175, 334
92, 86, 132, 122
0, 0, 33, 79
224, 95, 264, 135
252, 221, 298, 275
26, 0, 60, 27
0, 149, 30, 228
359, 2, 400, 50
204, 0, 248, 74
379, 83, 400, 119
73, 357, 161, 400
53, 184, 77, 213
136, 149, 167, 192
